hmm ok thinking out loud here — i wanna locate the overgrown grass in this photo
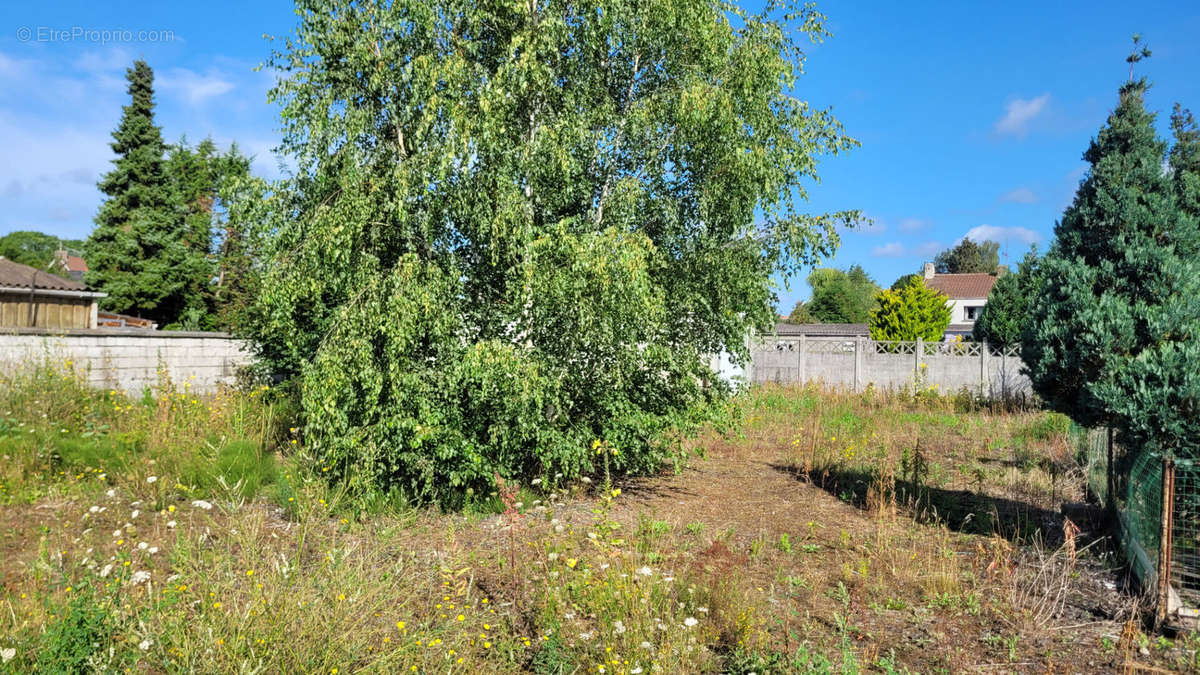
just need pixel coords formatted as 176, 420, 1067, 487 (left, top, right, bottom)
0, 366, 1187, 672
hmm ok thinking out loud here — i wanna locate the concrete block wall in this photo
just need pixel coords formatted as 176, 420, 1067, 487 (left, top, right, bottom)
750, 336, 1031, 398
0, 328, 254, 394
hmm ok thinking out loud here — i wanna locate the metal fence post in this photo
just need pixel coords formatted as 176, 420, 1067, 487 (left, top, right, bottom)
1158, 455, 1176, 625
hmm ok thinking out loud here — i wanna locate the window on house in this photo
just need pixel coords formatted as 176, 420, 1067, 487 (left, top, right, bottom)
964, 306, 983, 321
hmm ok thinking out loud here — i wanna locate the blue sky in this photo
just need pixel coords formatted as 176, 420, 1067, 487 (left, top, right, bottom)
2, 1, 1199, 314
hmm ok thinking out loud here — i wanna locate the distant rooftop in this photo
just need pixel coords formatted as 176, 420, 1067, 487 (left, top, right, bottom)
0, 256, 91, 292
774, 322, 868, 337
923, 272, 998, 299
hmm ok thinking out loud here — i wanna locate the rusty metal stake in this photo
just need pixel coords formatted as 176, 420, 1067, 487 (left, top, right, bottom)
1157, 455, 1176, 626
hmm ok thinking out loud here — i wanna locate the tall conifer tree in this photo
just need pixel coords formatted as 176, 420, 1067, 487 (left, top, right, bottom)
1024, 42, 1200, 461
85, 60, 197, 325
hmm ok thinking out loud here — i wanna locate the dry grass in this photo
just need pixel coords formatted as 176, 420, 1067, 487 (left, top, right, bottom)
0, 370, 1194, 673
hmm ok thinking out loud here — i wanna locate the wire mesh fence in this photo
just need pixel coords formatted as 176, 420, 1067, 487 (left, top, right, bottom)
1172, 462, 1200, 609
1077, 425, 1199, 624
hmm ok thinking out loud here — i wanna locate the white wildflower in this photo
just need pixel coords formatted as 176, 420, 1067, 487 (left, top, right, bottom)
191, 500, 213, 510
531, 478, 542, 485
137, 542, 148, 550
579, 631, 594, 641
613, 620, 626, 634
100, 564, 113, 578
112, 529, 122, 538
631, 668, 643, 674
138, 638, 153, 651
89, 506, 100, 513
640, 641, 652, 649
697, 607, 709, 613
105, 487, 114, 496
130, 570, 151, 585
148, 547, 158, 554
683, 617, 698, 628
166, 520, 177, 528
131, 510, 139, 519
637, 566, 653, 576
1, 647, 14, 663
146, 476, 157, 484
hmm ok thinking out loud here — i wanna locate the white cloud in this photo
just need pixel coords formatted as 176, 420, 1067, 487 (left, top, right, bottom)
871, 242, 904, 257
999, 187, 1037, 204
897, 217, 928, 233
871, 241, 942, 259
994, 94, 1050, 137
962, 224, 1040, 245
158, 68, 235, 104
0, 47, 279, 238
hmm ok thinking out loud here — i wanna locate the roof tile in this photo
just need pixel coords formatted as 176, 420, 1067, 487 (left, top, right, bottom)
924, 273, 998, 299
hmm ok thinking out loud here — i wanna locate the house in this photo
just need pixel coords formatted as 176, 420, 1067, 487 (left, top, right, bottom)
50, 249, 88, 281
921, 262, 998, 339
0, 257, 106, 329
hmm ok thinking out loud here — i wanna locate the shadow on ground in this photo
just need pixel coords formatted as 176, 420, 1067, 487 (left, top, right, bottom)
770, 462, 1071, 546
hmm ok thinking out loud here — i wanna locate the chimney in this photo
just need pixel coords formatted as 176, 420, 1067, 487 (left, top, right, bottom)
923, 262, 935, 279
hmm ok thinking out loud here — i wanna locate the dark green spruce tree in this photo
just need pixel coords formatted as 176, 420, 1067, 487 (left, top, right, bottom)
972, 248, 1040, 348
85, 60, 200, 326
1023, 44, 1200, 464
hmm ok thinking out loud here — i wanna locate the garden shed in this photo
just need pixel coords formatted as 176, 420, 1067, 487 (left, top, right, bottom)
0, 256, 105, 329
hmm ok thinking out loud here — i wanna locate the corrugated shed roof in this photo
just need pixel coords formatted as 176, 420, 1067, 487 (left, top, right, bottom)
924, 273, 998, 299
0, 257, 89, 291
774, 322, 869, 337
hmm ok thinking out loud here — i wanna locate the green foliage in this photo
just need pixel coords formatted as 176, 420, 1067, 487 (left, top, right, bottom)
84, 61, 252, 330
784, 299, 813, 324
1024, 67, 1200, 461
889, 272, 919, 291
868, 277, 951, 342
805, 265, 880, 323
241, 0, 861, 505
1171, 104, 1200, 218
178, 440, 278, 499
933, 237, 1000, 274
972, 248, 1041, 348
163, 138, 253, 330
1022, 72, 1200, 437
86, 60, 192, 325
36, 581, 116, 673
0, 231, 83, 271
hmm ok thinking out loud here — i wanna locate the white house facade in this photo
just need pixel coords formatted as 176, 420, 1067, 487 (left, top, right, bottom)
921, 263, 998, 339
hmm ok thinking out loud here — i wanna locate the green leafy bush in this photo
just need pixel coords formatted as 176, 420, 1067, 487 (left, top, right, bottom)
240, 1, 862, 506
